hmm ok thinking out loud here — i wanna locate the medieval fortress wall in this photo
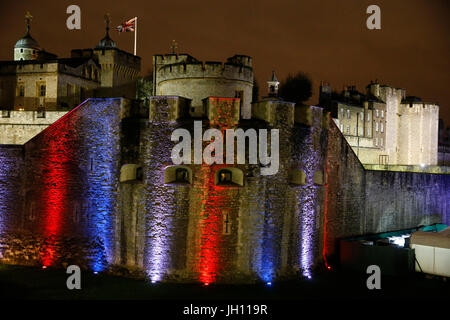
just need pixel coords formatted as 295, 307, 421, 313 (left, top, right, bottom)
0, 51, 448, 283
0, 110, 68, 144
380, 85, 439, 166
154, 54, 253, 119
329, 83, 439, 166
0, 95, 447, 283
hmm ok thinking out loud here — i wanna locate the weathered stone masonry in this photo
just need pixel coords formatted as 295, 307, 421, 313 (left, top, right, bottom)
0, 97, 448, 283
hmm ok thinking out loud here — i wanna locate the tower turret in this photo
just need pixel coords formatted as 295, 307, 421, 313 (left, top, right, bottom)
14, 11, 41, 61
267, 71, 279, 97
95, 13, 117, 49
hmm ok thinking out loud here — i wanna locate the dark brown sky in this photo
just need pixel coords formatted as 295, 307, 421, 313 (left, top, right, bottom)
1, 0, 449, 124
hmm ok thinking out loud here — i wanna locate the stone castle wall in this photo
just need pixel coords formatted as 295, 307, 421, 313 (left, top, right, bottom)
324, 120, 449, 261
397, 102, 439, 165
0, 98, 130, 270
0, 97, 448, 283
0, 110, 68, 144
116, 97, 328, 283
154, 55, 253, 119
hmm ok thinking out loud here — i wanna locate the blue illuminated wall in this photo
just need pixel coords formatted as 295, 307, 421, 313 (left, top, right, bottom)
0, 146, 24, 260
0, 98, 128, 270
0, 95, 448, 284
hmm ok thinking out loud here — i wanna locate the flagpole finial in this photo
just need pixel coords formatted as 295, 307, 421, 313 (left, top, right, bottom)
171, 40, 178, 54
25, 11, 33, 35
104, 13, 111, 34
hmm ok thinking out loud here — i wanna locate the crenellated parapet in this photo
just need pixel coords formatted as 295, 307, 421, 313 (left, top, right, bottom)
156, 60, 253, 84
153, 53, 254, 120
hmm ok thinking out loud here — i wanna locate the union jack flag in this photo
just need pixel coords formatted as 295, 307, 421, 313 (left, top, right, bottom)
116, 17, 136, 32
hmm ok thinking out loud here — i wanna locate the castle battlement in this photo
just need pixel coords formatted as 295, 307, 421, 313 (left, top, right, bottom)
399, 102, 439, 113
94, 48, 141, 71
153, 53, 200, 66
0, 61, 59, 74
157, 61, 253, 84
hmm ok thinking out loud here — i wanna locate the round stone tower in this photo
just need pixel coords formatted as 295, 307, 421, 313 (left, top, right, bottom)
14, 12, 41, 61
153, 54, 254, 119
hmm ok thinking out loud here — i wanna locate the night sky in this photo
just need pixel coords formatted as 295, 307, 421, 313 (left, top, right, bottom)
0, 0, 449, 124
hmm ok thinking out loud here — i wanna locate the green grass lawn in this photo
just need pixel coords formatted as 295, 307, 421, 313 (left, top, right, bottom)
0, 264, 448, 300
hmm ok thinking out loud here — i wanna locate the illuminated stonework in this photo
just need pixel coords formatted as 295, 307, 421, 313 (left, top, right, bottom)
0, 95, 448, 284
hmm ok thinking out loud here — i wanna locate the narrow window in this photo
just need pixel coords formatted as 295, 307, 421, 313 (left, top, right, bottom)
235, 90, 244, 111
73, 203, 80, 223
375, 122, 378, 132
40, 84, 46, 97
381, 138, 384, 146
29, 202, 35, 221
367, 113, 370, 121
223, 214, 231, 235
381, 123, 384, 133
381, 110, 384, 118
175, 168, 189, 183
17, 85, 25, 97
376, 110, 379, 118
340, 124, 343, 131
136, 167, 143, 181
375, 137, 378, 146
347, 110, 351, 119
360, 113, 364, 121
340, 108, 344, 118
346, 125, 350, 134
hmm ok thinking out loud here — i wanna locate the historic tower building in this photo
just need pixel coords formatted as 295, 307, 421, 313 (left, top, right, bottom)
13, 12, 41, 61
90, 14, 141, 97
0, 12, 141, 144
319, 80, 439, 166
153, 54, 253, 119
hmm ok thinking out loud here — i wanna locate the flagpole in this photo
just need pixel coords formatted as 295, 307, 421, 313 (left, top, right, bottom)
134, 17, 137, 56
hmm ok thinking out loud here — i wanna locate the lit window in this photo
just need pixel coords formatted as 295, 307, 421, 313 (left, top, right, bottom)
376, 110, 379, 118
375, 137, 378, 146
381, 110, 384, 118
367, 113, 370, 121
215, 168, 243, 186
360, 113, 364, 121
340, 108, 344, 118
340, 124, 343, 131
347, 110, 351, 119
218, 169, 232, 184
381, 123, 384, 133
375, 122, 378, 132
